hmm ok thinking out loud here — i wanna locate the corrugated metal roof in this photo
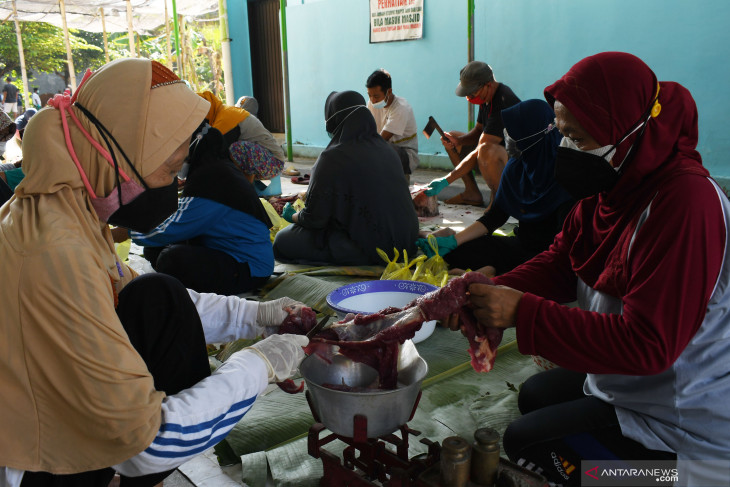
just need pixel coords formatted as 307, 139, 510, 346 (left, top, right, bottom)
0, 0, 219, 33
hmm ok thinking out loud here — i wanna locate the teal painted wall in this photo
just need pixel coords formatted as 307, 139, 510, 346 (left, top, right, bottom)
473, 0, 730, 181
286, 0, 471, 162
236, 0, 730, 180
228, 0, 254, 102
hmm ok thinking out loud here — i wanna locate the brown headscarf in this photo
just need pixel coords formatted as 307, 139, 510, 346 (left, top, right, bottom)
0, 58, 209, 473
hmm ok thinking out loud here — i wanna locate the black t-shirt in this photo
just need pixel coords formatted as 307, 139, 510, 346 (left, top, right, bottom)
2, 83, 18, 103
476, 83, 520, 143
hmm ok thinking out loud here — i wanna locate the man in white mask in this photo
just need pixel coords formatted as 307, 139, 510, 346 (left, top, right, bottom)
365, 69, 419, 182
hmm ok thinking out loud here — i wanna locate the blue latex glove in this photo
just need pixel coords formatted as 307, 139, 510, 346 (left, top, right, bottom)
415, 234, 458, 258
281, 203, 296, 223
424, 177, 450, 196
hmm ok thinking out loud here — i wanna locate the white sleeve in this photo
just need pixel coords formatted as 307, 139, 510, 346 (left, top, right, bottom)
187, 289, 261, 343
113, 350, 269, 477
382, 102, 407, 137
0, 467, 24, 487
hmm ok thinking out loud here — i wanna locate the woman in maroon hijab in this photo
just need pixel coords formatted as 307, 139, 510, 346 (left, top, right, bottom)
461, 52, 730, 485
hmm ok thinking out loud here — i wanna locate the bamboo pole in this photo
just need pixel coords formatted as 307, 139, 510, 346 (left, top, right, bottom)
467, 0, 475, 130
126, 0, 135, 57
58, 0, 77, 91
164, 0, 173, 69
280, 0, 293, 162
172, 0, 181, 74
11, 0, 30, 110
178, 14, 186, 80
184, 18, 197, 87
218, 0, 234, 104
100, 7, 110, 63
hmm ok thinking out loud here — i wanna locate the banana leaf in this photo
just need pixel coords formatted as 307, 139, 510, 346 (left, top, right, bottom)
219, 326, 539, 486
261, 273, 375, 314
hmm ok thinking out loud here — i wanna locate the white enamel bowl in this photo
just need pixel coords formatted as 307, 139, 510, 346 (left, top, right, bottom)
326, 280, 438, 343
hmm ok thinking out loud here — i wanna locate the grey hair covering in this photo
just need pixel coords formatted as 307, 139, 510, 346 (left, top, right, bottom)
236, 96, 259, 116
0, 111, 16, 143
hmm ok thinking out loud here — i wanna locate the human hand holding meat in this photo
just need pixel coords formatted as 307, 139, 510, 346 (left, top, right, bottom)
314, 272, 508, 383
468, 283, 523, 329
245, 334, 309, 382
256, 297, 316, 336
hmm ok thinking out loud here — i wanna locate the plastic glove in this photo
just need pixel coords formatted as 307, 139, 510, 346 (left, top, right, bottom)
246, 334, 309, 382
256, 297, 303, 328
424, 177, 449, 196
281, 202, 296, 223
415, 234, 458, 258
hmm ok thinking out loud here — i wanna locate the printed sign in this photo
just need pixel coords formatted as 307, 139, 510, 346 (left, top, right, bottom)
370, 0, 423, 43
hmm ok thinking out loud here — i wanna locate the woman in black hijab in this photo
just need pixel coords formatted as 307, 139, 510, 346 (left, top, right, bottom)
132, 125, 274, 294
273, 91, 418, 265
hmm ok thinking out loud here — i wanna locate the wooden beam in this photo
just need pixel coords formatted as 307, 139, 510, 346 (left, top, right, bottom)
126, 0, 135, 57
100, 7, 109, 64
58, 0, 77, 91
12, 0, 30, 110
164, 0, 173, 69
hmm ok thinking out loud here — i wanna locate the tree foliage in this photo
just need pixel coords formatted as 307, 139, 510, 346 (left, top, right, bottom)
1, 16, 223, 100
0, 21, 102, 81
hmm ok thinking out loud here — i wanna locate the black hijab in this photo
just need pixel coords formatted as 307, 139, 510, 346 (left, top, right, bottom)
299, 91, 418, 263
182, 125, 271, 228
324, 90, 378, 145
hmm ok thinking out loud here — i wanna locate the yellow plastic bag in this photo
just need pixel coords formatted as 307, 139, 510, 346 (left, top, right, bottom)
410, 259, 449, 287
378, 248, 426, 281
377, 247, 400, 279
114, 239, 131, 263
422, 234, 449, 277
292, 198, 305, 212
259, 198, 307, 242
260, 198, 288, 242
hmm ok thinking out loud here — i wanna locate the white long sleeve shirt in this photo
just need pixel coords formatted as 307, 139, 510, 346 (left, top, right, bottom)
2, 291, 266, 486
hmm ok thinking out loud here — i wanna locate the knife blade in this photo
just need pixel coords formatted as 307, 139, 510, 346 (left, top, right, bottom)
306, 315, 331, 338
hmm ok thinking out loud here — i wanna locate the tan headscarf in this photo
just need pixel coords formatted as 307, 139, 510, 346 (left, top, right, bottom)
0, 58, 209, 473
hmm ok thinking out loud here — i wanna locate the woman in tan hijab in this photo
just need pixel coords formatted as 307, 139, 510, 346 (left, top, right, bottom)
0, 59, 307, 487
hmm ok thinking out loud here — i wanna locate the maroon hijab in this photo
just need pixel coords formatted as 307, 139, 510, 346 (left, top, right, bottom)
544, 52, 709, 295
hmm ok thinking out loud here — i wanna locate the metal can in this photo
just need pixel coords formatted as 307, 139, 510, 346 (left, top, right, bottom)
440, 436, 472, 487
471, 427, 500, 486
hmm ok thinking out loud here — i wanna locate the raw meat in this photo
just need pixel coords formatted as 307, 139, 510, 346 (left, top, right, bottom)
277, 379, 305, 394
268, 194, 299, 214
279, 305, 318, 335
274, 305, 316, 394
308, 272, 504, 389
411, 189, 439, 218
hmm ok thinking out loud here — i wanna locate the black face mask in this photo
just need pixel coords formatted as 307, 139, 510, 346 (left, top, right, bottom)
74, 102, 181, 234
554, 146, 620, 200
106, 178, 179, 233
553, 96, 657, 201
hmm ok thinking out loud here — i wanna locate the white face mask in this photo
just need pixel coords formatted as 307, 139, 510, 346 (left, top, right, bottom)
558, 114, 650, 173
371, 91, 389, 109
560, 136, 617, 164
